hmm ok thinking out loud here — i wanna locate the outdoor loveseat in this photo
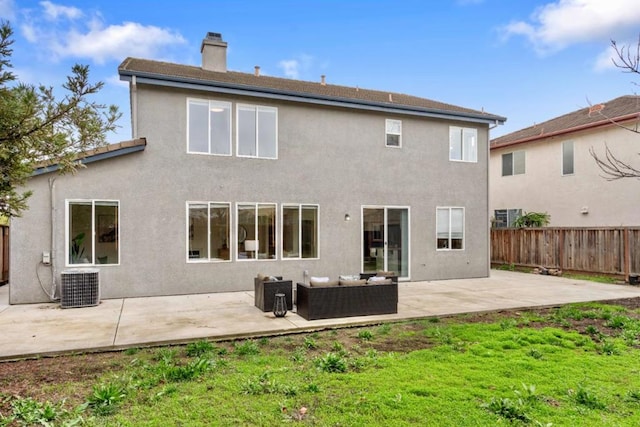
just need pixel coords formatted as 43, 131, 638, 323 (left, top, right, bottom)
254, 274, 293, 312
295, 273, 398, 320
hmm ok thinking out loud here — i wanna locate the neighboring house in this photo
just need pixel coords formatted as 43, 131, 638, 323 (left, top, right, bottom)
9, 32, 505, 304
490, 95, 640, 227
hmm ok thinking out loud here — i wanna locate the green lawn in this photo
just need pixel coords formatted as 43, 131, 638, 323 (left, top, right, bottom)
2, 301, 640, 426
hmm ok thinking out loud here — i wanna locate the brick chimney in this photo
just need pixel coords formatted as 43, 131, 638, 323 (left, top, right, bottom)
201, 32, 227, 72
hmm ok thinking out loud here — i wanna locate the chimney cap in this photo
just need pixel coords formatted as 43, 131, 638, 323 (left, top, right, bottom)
205, 32, 223, 41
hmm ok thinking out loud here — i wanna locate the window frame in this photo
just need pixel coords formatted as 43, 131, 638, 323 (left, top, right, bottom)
449, 126, 478, 162
186, 201, 231, 263
186, 98, 232, 156
281, 204, 320, 260
501, 150, 526, 176
493, 208, 522, 228
236, 104, 278, 159
436, 207, 465, 251
65, 199, 120, 266
236, 202, 278, 261
562, 140, 574, 176
385, 119, 402, 148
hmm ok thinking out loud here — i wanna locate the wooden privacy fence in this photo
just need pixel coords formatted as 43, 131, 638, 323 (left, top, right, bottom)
491, 227, 640, 279
0, 225, 8, 284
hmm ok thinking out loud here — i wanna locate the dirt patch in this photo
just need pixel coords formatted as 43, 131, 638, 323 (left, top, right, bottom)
1, 297, 639, 416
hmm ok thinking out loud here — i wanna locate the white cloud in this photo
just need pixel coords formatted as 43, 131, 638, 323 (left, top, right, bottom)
502, 0, 640, 54
0, 0, 15, 20
594, 45, 618, 71
40, 0, 82, 21
277, 54, 315, 80
58, 21, 186, 64
16, 3, 186, 64
278, 59, 300, 79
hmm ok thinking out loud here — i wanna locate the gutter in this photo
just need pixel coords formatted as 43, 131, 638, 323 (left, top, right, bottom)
491, 112, 640, 150
119, 71, 507, 126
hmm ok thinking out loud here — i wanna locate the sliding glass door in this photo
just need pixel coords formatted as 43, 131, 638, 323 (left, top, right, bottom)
362, 207, 409, 279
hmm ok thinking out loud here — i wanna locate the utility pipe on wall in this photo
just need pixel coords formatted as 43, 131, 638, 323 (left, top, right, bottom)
49, 177, 58, 300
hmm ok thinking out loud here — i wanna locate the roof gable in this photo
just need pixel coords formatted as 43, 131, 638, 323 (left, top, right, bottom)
491, 95, 640, 148
119, 57, 505, 125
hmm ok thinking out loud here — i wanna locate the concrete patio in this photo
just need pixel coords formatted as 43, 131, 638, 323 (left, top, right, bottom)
2, 269, 640, 361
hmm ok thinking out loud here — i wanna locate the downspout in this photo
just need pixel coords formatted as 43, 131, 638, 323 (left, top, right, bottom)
49, 177, 59, 300
131, 75, 138, 138
487, 119, 500, 275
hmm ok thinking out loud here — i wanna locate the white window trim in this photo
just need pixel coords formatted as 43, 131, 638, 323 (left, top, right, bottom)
235, 104, 278, 159
449, 126, 478, 163
360, 205, 412, 280
281, 203, 320, 260
65, 199, 120, 267
436, 206, 465, 251
186, 201, 232, 263
236, 202, 278, 261
502, 150, 526, 176
385, 119, 402, 148
561, 140, 574, 176
186, 98, 232, 156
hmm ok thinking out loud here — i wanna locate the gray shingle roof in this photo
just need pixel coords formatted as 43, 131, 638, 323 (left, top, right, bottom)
491, 95, 640, 148
33, 138, 147, 176
119, 57, 505, 123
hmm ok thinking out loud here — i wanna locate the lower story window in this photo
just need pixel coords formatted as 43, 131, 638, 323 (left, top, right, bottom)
436, 207, 464, 250
282, 204, 319, 259
237, 203, 276, 260
493, 209, 522, 228
67, 200, 119, 265
187, 202, 230, 261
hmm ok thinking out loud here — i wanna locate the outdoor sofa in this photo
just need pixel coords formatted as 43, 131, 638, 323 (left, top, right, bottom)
254, 274, 293, 312
295, 273, 398, 320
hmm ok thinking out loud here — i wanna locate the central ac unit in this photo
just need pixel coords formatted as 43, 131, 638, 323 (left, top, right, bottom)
60, 268, 100, 308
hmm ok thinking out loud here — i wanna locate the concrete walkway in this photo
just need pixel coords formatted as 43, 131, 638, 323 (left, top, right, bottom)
2, 270, 640, 361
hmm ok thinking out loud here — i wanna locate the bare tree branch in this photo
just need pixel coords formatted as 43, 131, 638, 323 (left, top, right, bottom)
589, 144, 640, 180
588, 35, 640, 180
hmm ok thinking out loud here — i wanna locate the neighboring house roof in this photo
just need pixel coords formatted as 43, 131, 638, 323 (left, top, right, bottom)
119, 58, 505, 125
32, 138, 147, 176
491, 95, 640, 149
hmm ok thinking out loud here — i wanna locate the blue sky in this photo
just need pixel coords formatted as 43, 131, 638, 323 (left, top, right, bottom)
2, 0, 639, 142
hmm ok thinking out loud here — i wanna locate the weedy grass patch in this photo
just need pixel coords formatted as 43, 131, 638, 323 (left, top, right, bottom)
3, 300, 640, 426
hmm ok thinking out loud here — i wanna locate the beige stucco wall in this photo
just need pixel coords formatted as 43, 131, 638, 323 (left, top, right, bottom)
490, 124, 640, 226
10, 83, 492, 303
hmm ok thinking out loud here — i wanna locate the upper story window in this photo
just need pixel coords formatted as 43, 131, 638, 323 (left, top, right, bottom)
436, 207, 464, 250
67, 200, 119, 266
449, 126, 477, 162
282, 204, 319, 259
187, 202, 230, 262
502, 150, 525, 176
385, 119, 402, 147
187, 99, 231, 155
562, 141, 574, 175
237, 104, 278, 159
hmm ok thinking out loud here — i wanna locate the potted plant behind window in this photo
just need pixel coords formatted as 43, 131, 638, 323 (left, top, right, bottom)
70, 232, 86, 263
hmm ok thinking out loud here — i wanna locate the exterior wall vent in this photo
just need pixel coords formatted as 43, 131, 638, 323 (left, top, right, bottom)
60, 268, 100, 308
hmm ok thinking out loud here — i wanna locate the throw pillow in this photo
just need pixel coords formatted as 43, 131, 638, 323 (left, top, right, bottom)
339, 279, 367, 286
310, 279, 339, 287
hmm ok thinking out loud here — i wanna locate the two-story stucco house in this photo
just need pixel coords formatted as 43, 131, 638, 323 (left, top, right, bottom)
9, 33, 505, 304
490, 95, 640, 228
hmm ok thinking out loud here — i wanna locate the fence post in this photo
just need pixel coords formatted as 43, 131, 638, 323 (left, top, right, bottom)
624, 227, 631, 283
